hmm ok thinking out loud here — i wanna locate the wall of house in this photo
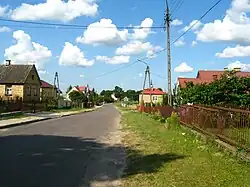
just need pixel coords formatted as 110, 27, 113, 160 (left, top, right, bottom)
0, 85, 24, 100
66, 87, 80, 100
23, 67, 41, 102
0, 85, 5, 98
139, 94, 163, 104
40, 87, 56, 101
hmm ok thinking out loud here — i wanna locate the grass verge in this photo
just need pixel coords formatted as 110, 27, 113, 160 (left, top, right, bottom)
0, 113, 24, 121
50, 107, 90, 113
120, 109, 250, 187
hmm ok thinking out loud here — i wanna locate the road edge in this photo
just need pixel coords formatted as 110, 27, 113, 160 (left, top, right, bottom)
0, 105, 103, 130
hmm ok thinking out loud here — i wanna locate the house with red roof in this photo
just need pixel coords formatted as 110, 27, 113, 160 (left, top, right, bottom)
40, 80, 57, 101
66, 85, 91, 101
177, 68, 250, 89
139, 88, 166, 104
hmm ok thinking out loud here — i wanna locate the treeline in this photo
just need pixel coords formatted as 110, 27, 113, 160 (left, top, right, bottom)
67, 85, 141, 105
175, 71, 250, 107
100, 86, 141, 103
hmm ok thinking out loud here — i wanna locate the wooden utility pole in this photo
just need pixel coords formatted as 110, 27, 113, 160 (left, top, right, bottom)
165, 0, 172, 106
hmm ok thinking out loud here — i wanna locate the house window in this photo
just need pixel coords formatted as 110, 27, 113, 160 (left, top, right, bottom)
34, 86, 37, 96
32, 75, 35, 80
152, 96, 158, 101
5, 85, 12, 96
27, 86, 31, 96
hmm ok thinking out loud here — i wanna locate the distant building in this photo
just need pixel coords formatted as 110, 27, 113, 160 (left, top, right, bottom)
66, 85, 91, 101
40, 80, 57, 101
139, 88, 166, 104
0, 61, 41, 102
177, 68, 250, 89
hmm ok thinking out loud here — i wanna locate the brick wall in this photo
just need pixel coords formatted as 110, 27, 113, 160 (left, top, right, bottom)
0, 85, 5, 98
40, 87, 56, 101
0, 85, 23, 100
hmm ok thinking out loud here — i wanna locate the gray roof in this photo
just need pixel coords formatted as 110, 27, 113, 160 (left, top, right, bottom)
0, 64, 34, 84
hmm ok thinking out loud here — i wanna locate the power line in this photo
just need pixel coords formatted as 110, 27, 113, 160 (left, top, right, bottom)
95, 60, 139, 79
171, 0, 223, 45
170, 0, 184, 17
79, 0, 224, 81
0, 18, 165, 30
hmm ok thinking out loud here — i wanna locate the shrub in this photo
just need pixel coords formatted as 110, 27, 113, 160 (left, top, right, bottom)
166, 112, 180, 129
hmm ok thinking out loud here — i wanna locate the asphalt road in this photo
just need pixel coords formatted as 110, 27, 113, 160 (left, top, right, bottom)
0, 105, 125, 187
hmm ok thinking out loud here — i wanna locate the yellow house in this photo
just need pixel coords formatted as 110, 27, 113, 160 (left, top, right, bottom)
40, 80, 57, 101
139, 88, 166, 104
0, 62, 41, 102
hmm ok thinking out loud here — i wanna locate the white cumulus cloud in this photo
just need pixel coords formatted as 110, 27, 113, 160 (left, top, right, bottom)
10, 0, 98, 22
196, 0, 250, 42
174, 62, 194, 73
182, 20, 203, 33
96, 55, 130, 65
191, 41, 197, 47
76, 18, 128, 45
132, 18, 153, 40
174, 37, 185, 47
227, 61, 250, 71
0, 26, 11, 32
171, 19, 183, 26
216, 45, 250, 58
0, 6, 8, 17
59, 42, 94, 67
4, 30, 52, 70
115, 40, 162, 57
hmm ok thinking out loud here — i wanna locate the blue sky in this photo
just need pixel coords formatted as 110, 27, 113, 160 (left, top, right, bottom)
0, 0, 250, 92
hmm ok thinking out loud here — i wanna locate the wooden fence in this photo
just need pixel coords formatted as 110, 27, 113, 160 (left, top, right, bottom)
137, 105, 176, 118
0, 99, 56, 113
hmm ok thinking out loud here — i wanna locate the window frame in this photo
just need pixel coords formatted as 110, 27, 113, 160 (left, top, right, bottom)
5, 85, 12, 96
34, 86, 37, 96
27, 86, 31, 96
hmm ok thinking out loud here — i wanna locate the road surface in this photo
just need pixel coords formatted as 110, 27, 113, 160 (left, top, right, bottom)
0, 105, 125, 187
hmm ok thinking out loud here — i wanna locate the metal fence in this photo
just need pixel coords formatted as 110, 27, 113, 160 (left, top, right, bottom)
180, 105, 250, 151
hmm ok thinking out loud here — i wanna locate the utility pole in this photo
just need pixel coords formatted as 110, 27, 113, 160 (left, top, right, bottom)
165, 0, 172, 106
140, 65, 152, 106
53, 72, 60, 101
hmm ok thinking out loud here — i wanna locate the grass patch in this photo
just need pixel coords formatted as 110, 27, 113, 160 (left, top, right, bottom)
50, 107, 89, 113
120, 109, 250, 187
0, 113, 24, 120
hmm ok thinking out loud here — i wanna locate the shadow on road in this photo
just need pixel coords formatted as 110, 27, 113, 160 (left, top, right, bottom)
0, 135, 185, 187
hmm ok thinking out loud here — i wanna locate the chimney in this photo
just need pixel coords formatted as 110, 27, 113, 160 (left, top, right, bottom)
5, 60, 11, 66
233, 67, 241, 72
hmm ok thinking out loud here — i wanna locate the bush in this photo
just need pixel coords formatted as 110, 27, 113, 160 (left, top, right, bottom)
166, 112, 180, 129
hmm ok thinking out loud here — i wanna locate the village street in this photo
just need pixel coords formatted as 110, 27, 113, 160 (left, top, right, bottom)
0, 105, 125, 187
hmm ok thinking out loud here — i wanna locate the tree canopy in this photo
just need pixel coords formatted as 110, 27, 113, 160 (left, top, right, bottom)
176, 71, 250, 107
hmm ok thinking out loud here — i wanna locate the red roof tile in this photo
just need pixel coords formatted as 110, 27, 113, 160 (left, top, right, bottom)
178, 70, 250, 88
143, 88, 166, 95
77, 86, 87, 92
41, 80, 53, 88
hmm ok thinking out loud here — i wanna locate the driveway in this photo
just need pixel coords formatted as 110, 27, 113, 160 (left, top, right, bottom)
0, 104, 125, 187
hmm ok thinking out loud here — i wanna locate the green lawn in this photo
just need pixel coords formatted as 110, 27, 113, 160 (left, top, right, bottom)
50, 107, 89, 113
120, 109, 250, 187
0, 113, 24, 120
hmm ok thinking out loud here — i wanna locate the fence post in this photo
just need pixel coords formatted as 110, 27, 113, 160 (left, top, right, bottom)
217, 110, 223, 134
